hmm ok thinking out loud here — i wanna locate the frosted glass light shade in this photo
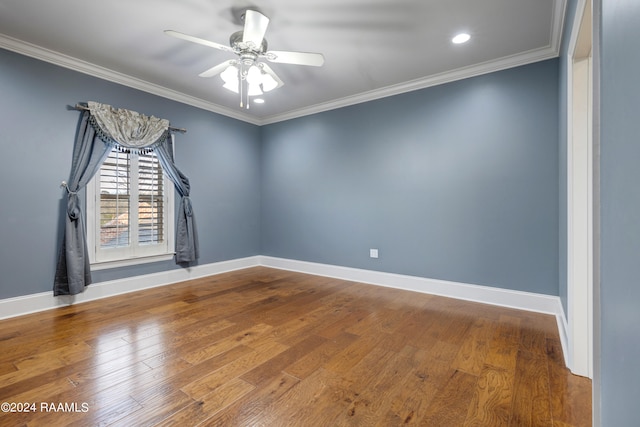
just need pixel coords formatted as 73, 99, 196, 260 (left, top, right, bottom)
261, 73, 278, 92
246, 65, 262, 85
221, 65, 239, 86
223, 80, 239, 93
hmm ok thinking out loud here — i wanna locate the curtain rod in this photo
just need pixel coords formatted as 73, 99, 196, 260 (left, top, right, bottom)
73, 104, 187, 133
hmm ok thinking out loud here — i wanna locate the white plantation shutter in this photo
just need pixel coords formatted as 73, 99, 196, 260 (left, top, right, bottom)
99, 150, 131, 249
87, 148, 174, 266
137, 152, 164, 246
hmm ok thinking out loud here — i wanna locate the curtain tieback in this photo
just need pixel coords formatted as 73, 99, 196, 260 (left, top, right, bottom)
60, 181, 78, 196
183, 196, 193, 217
62, 182, 81, 220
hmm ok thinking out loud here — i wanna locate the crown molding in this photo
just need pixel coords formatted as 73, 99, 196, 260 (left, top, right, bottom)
551, 0, 569, 54
1, 0, 565, 127
259, 46, 561, 125
0, 33, 262, 126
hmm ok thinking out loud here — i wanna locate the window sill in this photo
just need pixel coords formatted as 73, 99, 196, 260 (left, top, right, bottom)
90, 253, 175, 271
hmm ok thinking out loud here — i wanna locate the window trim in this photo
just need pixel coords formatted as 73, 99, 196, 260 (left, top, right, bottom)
86, 150, 175, 269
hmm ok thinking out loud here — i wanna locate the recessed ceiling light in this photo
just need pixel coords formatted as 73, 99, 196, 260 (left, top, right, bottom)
452, 33, 471, 44
253, 98, 265, 104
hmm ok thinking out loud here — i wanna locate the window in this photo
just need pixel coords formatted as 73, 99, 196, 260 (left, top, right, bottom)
86, 148, 174, 268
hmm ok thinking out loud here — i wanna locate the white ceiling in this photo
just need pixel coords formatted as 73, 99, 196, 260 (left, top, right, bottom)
0, 0, 565, 125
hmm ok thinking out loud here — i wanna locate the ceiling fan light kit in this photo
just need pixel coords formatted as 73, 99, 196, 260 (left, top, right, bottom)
219, 61, 281, 102
165, 8, 324, 110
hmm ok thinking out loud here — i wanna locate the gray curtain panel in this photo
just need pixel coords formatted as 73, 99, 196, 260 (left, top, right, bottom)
54, 112, 111, 295
155, 139, 199, 263
54, 103, 199, 296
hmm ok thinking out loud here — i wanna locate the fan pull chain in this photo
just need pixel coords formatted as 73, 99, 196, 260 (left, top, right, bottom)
239, 60, 251, 109
238, 72, 244, 108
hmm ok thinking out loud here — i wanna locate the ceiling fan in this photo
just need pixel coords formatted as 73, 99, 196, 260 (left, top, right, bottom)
165, 9, 325, 109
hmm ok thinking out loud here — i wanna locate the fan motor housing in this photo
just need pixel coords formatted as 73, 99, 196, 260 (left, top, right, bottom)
230, 31, 268, 53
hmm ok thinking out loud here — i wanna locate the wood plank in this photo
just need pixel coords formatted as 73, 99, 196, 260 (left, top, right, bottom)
519, 316, 549, 355
284, 331, 359, 379
180, 323, 272, 365
116, 389, 194, 427
154, 378, 254, 426
240, 334, 327, 386
323, 333, 385, 376
315, 308, 371, 339
295, 344, 411, 426
179, 339, 289, 399
485, 314, 522, 371
133, 345, 255, 404
201, 373, 300, 426
464, 364, 513, 426
178, 345, 256, 399
377, 346, 462, 426
262, 367, 344, 425
336, 344, 420, 425
510, 349, 553, 426
421, 369, 478, 425
452, 317, 495, 376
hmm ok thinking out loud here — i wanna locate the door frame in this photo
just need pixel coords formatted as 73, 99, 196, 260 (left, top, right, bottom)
566, 0, 593, 379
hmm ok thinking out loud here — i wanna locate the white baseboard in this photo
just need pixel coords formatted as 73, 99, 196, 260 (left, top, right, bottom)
258, 256, 570, 367
0, 254, 570, 369
0, 256, 261, 321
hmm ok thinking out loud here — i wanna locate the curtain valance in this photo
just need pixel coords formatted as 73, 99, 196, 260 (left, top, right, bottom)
87, 101, 170, 153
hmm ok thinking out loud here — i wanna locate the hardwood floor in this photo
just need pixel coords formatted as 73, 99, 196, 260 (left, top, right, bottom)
0, 267, 591, 426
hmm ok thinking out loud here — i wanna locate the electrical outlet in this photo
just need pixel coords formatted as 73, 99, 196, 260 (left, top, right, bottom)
370, 249, 379, 259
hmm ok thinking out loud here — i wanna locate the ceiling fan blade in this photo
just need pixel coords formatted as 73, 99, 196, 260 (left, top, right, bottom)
259, 63, 284, 90
265, 50, 325, 67
198, 60, 236, 78
164, 30, 234, 53
242, 10, 270, 49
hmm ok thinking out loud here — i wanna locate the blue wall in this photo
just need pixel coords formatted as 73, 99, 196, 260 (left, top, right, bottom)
0, 48, 261, 299
599, 0, 640, 424
261, 60, 559, 295
0, 47, 560, 303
